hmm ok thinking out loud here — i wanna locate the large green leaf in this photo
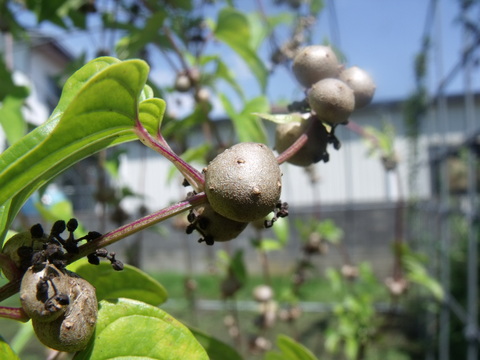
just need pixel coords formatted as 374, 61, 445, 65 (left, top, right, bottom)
189, 327, 243, 360
68, 259, 168, 306
74, 298, 209, 360
0, 57, 164, 243
214, 8, 268, 92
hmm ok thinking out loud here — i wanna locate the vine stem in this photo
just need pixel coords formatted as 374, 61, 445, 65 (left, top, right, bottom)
0, 193, 208, 304
133, 121, 205, 192
69, 192, 207, 262
0, 306, 29, 322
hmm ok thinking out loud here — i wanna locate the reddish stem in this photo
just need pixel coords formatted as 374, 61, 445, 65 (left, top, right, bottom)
134, 121, 205, 192
276, 119, 314, 165
69, 192, 208, 262
0, 306, 29, 322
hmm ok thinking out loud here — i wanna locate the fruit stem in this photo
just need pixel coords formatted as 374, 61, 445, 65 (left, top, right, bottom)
275, 118, 314, 165
0, 306, 29, 322
0, 193, 209, 303
69, 192, 208, 262
133, 120, 205, 192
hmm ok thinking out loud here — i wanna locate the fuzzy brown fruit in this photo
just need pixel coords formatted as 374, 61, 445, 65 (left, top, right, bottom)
275, 117, 329, 166
204, 142, 282, 223
1, 229, 47, 280
21, 264, 97, 352
188, 204, 248, 244
308, 78, 355, 125
339, 66, 376, 109
292, 45, 340, 88
174, 74, 192, 92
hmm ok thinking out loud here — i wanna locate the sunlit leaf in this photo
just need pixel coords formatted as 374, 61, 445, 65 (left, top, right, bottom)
74, 298, 208, 360
220, 94, 268, 144
68, 259, 168, 306
0, 57, 156, 242
0, 96, 27, 145
254, 112, 304, 125
214, 8, 268, 92
272, 217, 289, 245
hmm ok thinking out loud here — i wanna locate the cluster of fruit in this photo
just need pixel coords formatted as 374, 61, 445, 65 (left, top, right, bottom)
185, 46, 375, 245
275, 45, 376, 167
186, 142, 284, 245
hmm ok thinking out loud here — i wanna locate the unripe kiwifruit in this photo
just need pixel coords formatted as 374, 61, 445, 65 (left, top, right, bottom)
292, 45, 340, 88
189, 204, 248, 243
308, 78, 355, 125
275, 117, 329, 166
204, 143, 282, 222
339, 66, 376, 109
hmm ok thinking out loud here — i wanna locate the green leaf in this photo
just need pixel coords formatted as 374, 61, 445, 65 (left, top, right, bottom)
0, 57, 154, 241
247, 12, 294, 51
0, 96, 27, 145
220, 94, 268, 144
33, 199, 87, 235
0, 57, 29, 101
189, 327, 243, 360
257, 238, 284, 251
214, 8, 268, 92
272, 217, 289, 245
403, 255, 444, 300
254, 112, 304, 125
116, 11, 167, 59
270, 335, 318, 360
310, 0, 325, 16
230, 249, 247, 284
68, 259, 168, 306
0, 335, 20, 360
139, 97, 167, 133
316, 219, 343, 244
74, 298, 208, 360
215, 58, 245, 100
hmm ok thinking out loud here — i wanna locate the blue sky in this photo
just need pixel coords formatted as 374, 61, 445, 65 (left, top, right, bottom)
33, 1, 473, 112
264, 0, 469, 103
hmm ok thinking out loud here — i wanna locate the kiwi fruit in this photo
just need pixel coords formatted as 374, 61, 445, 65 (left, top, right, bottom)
292, 45, 340, 88
187, 204, 248, 244
339, 66, 376, 109
308, 78, 355, 125
20, 264, 70, 322
275, 117, 329, 166
20, 263, 98, 352
32, 274, 97, 352
204, 142, 282, 223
